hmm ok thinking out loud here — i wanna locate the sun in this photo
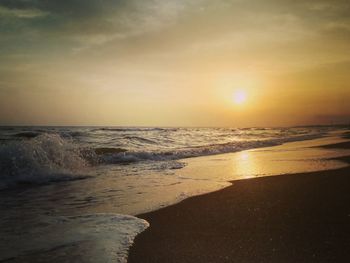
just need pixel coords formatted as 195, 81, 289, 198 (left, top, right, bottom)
232, 89, 247, 105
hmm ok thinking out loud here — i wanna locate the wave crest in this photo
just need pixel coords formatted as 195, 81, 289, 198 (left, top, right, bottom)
0, 133, 89, 189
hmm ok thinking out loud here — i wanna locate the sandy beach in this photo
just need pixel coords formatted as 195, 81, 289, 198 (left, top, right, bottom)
1, 0, 350, 261
128, 141, 350, 263
3, 128, 348, 263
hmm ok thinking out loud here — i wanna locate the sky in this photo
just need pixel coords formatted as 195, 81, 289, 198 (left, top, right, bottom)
0, 0, 349, 127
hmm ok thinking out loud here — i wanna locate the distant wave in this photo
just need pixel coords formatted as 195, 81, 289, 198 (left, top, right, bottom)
94, 133, 324, 164
0, 134, 89, 190
64, 131, 86, 137
98, 127, 177, 132
94, 147, 128, 155
13, 132, 40, 138
123, 136, 157, 144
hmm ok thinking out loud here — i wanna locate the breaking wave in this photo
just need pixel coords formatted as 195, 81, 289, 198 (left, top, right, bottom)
0, 133, 89, 189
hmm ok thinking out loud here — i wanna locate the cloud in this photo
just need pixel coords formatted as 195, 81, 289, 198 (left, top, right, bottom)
0, 0, 349, 126
1, 0, 349, 77
0, 0, 197, 55
0, 6, 48, 18
0, 0, 191, 35
0, 0, 350, 77
0, 0, 122, 17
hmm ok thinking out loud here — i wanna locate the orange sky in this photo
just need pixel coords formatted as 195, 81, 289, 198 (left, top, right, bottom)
0, 0, 349, 126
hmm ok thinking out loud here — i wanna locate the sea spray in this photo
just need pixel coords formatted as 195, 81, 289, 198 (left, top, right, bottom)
0, 133, 89, 189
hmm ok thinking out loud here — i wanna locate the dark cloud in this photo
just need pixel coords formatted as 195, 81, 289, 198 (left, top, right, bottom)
0, 0, 138, 59
0, 0, 37, 10
0, 0, 137, 40
1, 0, 350, 65
0, 0, 127, 17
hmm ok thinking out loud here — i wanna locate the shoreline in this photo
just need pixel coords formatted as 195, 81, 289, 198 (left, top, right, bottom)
128, 141, 350, 262
1, 131, 349, 262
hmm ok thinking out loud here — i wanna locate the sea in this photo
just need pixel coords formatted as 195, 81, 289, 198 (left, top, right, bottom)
0, 126, 349, 262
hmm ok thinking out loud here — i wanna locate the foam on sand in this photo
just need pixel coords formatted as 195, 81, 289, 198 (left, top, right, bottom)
0, 213, 149, 263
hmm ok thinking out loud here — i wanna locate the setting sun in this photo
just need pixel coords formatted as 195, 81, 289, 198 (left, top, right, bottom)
0, 1, 350, 262
233, 90, 247, 105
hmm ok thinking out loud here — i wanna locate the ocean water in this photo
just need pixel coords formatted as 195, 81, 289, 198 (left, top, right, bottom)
0, 126, 332, 189
0, 126, 348, 262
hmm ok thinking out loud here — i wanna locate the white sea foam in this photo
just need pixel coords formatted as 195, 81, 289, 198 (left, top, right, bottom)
0, 133, 89, 189
0, 213, 149, 263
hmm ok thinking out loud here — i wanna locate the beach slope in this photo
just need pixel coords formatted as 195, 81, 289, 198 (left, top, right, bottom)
128, 142, 350, 263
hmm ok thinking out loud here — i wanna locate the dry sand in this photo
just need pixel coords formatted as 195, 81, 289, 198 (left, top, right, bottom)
128, 142, 350, 263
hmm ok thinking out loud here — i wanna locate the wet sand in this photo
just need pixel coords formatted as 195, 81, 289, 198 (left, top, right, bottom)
128, 141, 350, 263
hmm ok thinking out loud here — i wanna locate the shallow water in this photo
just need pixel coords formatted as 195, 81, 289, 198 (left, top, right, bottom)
179, 135, 350, 183
0, 127, 349, 262
0, 214, 148, 263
